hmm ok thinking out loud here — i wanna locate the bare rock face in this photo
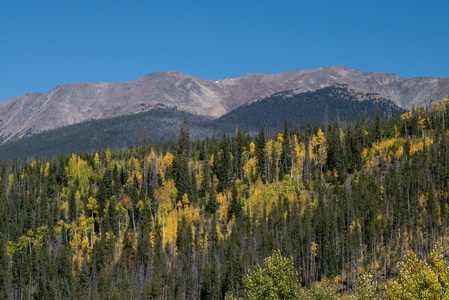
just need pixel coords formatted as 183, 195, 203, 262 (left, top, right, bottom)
0, 66, 448, 143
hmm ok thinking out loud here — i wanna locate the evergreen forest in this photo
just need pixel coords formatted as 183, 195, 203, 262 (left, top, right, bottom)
2, 99, 449, 299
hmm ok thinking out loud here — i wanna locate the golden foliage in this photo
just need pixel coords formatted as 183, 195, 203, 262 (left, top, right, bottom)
163, 152, 174, 168
126, 156, 142, 185
66, 154, 92, 195
310, 128, 326, 163
431, 98, 449, 112
249, 141, 256, 154
217, 192, 229, 223
400, 111, 412, 121
409, 137, 434, 155
163, 208, 178, 249
243, 157, 258, 182
94, 152, 100, 168
386, 244, 449, 299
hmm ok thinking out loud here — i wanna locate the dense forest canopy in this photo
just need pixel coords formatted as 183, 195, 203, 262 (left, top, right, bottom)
1, 99, 449, 299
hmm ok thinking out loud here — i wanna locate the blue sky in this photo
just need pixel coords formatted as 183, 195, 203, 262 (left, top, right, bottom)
1, 0, 448, 102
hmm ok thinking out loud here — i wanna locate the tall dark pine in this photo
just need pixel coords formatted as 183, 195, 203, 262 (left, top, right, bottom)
373, 106, 381, 142
326, 120, 345, 182
303, 136, 311, 185
215, 133, 232, 192
279, 119, 292, 179
173, 119, 192, 202
200, 145, 212, 197
233, 128, 245, 180
228, 182, 242, 219
256, 127, 267, 182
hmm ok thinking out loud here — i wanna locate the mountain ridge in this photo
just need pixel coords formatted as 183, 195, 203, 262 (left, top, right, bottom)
0, 84, 404, 159
0, 66, 448, 143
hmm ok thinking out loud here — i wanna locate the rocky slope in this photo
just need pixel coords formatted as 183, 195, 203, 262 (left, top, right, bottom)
0, 66, 448, 143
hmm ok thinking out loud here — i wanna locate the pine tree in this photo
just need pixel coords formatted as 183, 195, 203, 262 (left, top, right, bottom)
233, 128, 245, 180
173, 119, 192, 201
228, 182, 242, 219
326, 119, 345, 183
256, 127, 267, 182
215, 133, 232, 192
280, 119, 293, 179
200, 146, 212, 198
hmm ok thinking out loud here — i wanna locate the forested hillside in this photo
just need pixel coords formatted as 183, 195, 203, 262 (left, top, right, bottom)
1, 99, 449, 299
0, 108, 218, 159
216, 84, 402, 131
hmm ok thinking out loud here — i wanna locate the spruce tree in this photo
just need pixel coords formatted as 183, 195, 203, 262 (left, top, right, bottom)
256, 127, 267, 182
280, 119, 292, 179
173, 119, 192, 201
215, 133, 232, 192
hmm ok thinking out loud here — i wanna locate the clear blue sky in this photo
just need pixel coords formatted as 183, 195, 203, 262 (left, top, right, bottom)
1, 0, 448, 102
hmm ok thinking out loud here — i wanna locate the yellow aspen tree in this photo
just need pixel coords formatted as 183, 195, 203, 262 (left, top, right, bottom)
94, 152, 100, 169
243, 250, 300, 300
115, 202, 128, 249
163, 208, 179, 249
310, 128, 327, 179
86, 196, 99, 218
41, 161, 50, 177
78, 213, 93, 256
126, 156, 142, 185
249, 141, 256, 154
181, 192, 189, 206
163, 152, 174, 168
104, 148, 111, 165
67, 154, 92, 195
148, 149, 156, 164
217, 192, 229, 223
386, 244, 449, 299
293, 134, 306, 184
156, 178, 178, 215
243, 157, 258, 183
247, 179, 266, 217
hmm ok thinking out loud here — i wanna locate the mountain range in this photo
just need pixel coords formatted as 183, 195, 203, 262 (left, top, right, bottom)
1, 66, 449, 145
0, 84, 404, 158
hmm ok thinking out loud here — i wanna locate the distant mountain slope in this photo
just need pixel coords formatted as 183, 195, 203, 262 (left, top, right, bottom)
0, 109, 220, 159
0, 85, 404, 159
0, 66, 448, 144
216, 84, 404, 132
